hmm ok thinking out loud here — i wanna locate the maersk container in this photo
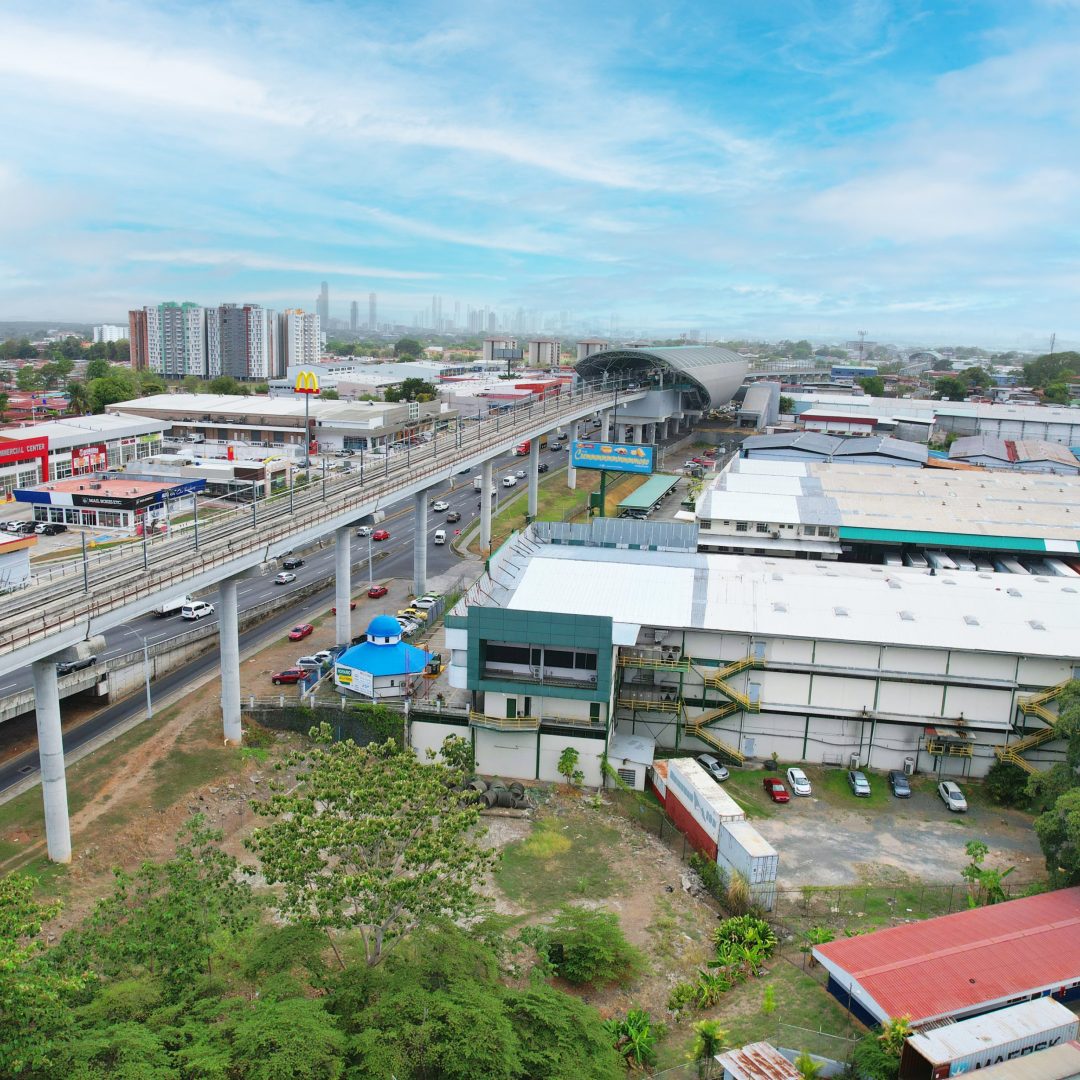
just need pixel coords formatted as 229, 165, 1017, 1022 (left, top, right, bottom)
899, 998, 1079, 1080
716, 819, 778, 910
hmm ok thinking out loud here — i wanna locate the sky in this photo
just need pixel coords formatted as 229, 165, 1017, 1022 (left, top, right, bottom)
1, 0, 1078, 347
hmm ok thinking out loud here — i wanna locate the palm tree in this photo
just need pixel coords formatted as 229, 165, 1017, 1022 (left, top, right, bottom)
689, 1019, 728, 1079
795, 1050, 824, 1080
65, 381, 89, 415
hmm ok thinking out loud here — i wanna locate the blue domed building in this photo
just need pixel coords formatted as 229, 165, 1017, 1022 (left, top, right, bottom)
334, 614, 434, 699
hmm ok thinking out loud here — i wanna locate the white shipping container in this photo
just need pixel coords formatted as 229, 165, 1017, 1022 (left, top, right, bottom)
900, 999, 1079, 1080
665, 758, 744, 843
716, 819, 778, 909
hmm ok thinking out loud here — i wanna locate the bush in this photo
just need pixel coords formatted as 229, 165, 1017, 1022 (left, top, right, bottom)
667, 981, 697, 1018
689, 852, 728, 901
523, 907, 644, 987
713, 914, 777, 958
606, 1009, 663, 1070
984, 759, 1031, 808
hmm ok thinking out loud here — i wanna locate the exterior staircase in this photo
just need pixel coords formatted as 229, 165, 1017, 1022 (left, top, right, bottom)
684, 723, 745, 765
994, 680, 1072, 773
696, 654, 765, 713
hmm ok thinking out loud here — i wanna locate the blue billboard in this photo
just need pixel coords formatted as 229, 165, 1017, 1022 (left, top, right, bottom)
570, 440, 654, 475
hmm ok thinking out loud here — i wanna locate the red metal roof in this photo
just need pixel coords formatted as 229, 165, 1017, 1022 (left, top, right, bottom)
815, 887, 1080, 1022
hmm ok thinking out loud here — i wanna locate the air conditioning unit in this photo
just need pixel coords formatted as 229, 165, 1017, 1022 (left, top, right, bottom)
903, 756, 916, 776
848, 753, 860, 770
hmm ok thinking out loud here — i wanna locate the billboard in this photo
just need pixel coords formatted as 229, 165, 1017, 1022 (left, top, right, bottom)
570, 439, 654, 475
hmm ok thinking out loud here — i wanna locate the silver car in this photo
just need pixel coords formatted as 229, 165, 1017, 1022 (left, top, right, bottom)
696, 754, 730, 783
938, 780, 968, 812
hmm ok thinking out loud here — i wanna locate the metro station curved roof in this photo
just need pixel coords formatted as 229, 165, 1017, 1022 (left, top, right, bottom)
574, 345, 748, 411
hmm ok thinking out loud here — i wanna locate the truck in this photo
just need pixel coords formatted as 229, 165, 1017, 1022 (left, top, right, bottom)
515, 435, 547, 456
473, 476, 496, 495
153, 594, 194, 617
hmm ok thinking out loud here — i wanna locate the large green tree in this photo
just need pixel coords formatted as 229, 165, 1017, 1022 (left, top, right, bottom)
857, 375, 885, 397
1024, 351, 1079, 389
933, 375, 969, 401
246, 731, 495, 966
88, 368, 139, 412
393, 337, 423, 358
16, 364, 43, 391
384, 377, 437, 402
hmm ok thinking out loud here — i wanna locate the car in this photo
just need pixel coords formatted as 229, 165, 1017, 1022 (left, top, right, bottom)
335, 448, 355, 456
331, 601, 357, 612
682, 460, 698, 469
271, 668, 305, 685
398, 606, 428, 622
515, 469, 526, 479
695, 753, 729, 783
537, 462, 549, 474
311, 650, 333, 665
938, 780, 968, 812
56, 655, 97, 676
367, 584, 388, 599
848, 770, 872, 797
356, 526, 373, 537
372, 529, 390, 541
282, 557, 304, 569
887, 770, 912, 798
274, 571, 296, 584
786, 767, 812, 796
181, 601, 215, 620
446, 510, 461, 523
35, 522, 68, 535
288, 623, 314, 641
431, 500, 450, 511
296, 654, 324, 670
763, 777, 790, 803
413, 594, 440, 609
501, 476, 517, 487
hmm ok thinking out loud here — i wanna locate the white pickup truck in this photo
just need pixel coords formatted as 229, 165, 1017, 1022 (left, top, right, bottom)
153, 594, 194, 617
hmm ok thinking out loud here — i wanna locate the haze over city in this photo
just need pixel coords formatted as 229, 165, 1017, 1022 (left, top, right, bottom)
1, 0, 1078, 346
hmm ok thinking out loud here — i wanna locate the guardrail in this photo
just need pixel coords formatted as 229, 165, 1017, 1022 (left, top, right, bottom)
0, 379, 643, 662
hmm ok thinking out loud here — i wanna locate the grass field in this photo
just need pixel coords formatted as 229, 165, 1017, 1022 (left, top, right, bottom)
496, 812, 624, 911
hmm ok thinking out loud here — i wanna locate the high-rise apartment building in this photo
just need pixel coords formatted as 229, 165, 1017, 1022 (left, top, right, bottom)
277, 309, 321, 373
350, 300, 359, 332
142, 302, 207, 378
128, 309, 149, 370
92, 324, 127, 344
368, 291, 377, 330
206, 304, 277, 380
317, 282, 329, 327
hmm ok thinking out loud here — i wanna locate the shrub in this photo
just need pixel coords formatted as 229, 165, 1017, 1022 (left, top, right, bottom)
606, 1009, 663, 1069
725, 871, 751, 914
713, 914, 777, 958
984, 759, 1031, 808
523, 907, 644, 987
689, 853, 728, 902
667, 981, 697, 1018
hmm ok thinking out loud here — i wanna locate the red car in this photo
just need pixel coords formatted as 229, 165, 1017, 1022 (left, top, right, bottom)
271, 668, 305, 685
367, 584, 388, 599
372, 529, 390, 541
331, 602, 357, 613
763, 777, 790, 804
288, 623, 314, 641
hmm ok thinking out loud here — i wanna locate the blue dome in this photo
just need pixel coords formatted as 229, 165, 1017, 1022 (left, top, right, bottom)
366, 614, 402, 640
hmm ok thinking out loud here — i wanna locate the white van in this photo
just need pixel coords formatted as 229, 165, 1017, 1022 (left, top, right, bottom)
433, 529, 446, 545
502, 475, 518, 488
181, 600, 215, 620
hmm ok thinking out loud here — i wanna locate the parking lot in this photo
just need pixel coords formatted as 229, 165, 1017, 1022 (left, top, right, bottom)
717, 765, 1045, 888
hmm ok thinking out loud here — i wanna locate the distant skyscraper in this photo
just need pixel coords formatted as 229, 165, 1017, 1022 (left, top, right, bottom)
350, 300, 359, 332
92, 324, 127, 344
368, 291, 377, 330
206, 303, 276, 380
143, 302, 207, 378
278, 309, 321, 375
317, 281, 329, 326
487, 310, 497, 333
128, 309, 148, 370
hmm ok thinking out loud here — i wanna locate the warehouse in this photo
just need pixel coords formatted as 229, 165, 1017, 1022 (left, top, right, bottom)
813, 886, 1080, 1027
436, 519, 1080, 781
739, 432, 927, 467
947, 436, 1080, 475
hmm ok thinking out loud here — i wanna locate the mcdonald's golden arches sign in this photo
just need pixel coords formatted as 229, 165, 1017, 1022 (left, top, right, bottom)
294, 371, 320, 395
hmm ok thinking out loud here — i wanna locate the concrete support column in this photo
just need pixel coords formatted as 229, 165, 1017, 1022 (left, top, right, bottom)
413, 490, 428, 597
527, 438, 540, 518
32, 660, 71, 863
600, 410, 611, 442
480, 459, 494, 554
632, 423, 644, 444
567, 421, 579, 490
335, 525, 352, 645
219, 576, 242, 745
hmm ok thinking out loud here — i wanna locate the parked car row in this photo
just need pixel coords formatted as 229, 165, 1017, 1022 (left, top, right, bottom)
3, 520, 69, 536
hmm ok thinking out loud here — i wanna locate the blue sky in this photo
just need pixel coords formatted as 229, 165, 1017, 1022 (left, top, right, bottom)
1, 0, 1078, 346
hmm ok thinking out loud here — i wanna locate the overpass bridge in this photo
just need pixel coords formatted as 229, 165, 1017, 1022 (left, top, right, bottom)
8, 378, 654, 862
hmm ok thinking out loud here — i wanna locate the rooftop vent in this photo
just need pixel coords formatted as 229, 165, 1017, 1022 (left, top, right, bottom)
963, 615, 979, 626
899, 610, 915, 621
1007, 587, 1022, 597
1028, 620, 1047, 631
834, 606, 849, 617
772, 602, 787, 613
888, 581, 901, 590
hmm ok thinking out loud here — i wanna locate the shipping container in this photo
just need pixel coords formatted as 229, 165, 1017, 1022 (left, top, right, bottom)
958, 1040, 1080, 1080
648, 760, 668, 801
663, 758, 745, 859
900, 999, 1079, 1080
716, 818, 778, 911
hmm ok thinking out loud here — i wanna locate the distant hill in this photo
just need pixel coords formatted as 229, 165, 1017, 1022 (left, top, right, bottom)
0, 320, 95, 340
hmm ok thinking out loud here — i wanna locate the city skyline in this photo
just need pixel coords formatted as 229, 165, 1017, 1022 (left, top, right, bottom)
1, 2, 1078, 346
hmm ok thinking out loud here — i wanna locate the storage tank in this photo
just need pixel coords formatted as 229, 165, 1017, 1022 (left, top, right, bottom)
663, 758, 745, 859
716, 819, 778, 911
899, 999, 1079, 1080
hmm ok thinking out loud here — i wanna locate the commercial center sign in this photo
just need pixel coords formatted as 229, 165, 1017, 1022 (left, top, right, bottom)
570, 439, 654, 475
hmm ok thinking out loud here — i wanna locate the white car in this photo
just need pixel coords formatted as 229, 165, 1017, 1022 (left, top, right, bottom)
786, 767, 812, 796
356, 526, 373, 537
274, 571, 296, 585
431, 500, 449, 512
514, 469, 526, 479
181, 601, 215, 620
938, 780, 968, 812
412, 594, 440, 610
295, 655, 323, 670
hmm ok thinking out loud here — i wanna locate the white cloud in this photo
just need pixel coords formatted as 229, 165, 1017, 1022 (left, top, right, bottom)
125, 250, 440, 280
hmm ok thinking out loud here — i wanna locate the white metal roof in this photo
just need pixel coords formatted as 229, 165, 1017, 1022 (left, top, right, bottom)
0, 413, 168, 447
504, 547, 1080, 659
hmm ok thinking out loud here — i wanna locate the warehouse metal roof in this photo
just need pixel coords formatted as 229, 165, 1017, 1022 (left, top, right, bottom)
813, 887, 1080, 1024
618, 473, 680, 512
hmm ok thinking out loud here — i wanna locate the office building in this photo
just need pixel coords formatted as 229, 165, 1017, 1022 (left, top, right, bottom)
142, 302, 207, 378
277, 309, 321, 374
368, 291, 377, 330
317, 281, 329, 327
206, 304, 277, 380
92, 324, 127, 344
350, 300, 358, 332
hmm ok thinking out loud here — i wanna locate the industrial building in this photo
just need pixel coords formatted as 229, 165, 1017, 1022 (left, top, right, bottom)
813, 887, 1080, 1026
737, 382, 781, 429
738, 432, 927, 467
434, 518, 1080, 785
947, 436, 1080, 475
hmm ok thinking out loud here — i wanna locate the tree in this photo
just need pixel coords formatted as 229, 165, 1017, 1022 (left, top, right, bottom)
0, 392, 8, 420
88, 368, 139, 412
64, 382, 89, 415
933, 375, 969, 401
795, 1050, 825, 1080
394, 337, 423, 358
557, 745, 584, 787
208, 375, 244, 395
983, 759, 1031, 808
321, 388, 340, 400
689, 1019, 727, 1078
85, 357, 111, 381
16, 364, 43, 391
961, 366, 991, 389
960, 839, 1014, 906
0, 337, 37, 360
247, 730, 495, 966
231, 997, 346, 1080
0, 874, 83, 1075
779, 395, 795, 414
384, 377, 437, 402
523, 906, 643, 986
137, 371, 166, 396
1035, 787, 1080, 885
1044, 383, 1071, 405
857, 375, 886, 397
1024, 351, 1079, 389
